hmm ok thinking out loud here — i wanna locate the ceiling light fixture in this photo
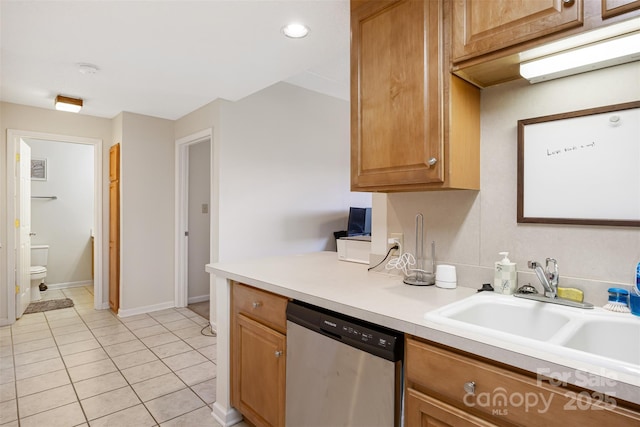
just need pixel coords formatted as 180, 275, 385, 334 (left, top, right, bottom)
55, 95, 83, 113
282, 23, 309, 39
520, 31, 640, 83
78, 63, 99, 75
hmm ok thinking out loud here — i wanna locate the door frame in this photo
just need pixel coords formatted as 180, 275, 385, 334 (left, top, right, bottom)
174, 129, 213, 309
6, 129, 104, 321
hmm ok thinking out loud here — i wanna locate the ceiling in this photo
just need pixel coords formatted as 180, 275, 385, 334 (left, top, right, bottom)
0, 0, 350, 120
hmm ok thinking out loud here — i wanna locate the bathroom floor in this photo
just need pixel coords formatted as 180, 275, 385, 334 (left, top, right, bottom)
0, 286, 248, 427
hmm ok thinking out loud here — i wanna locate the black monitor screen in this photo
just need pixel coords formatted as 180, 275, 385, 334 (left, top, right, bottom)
347, 207, 372, 236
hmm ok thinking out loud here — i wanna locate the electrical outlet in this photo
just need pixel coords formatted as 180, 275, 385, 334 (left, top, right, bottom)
388, 233, 403, 256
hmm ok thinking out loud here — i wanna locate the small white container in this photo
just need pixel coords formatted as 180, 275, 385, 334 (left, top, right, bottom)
494, 252, 517, 295
435, 265, 456, 289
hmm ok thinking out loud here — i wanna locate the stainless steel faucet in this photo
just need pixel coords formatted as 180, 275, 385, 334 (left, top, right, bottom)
527, 259, 558, 298
518, 258, 593, 309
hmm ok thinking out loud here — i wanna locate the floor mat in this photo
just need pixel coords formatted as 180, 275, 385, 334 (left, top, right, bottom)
24, 298, 74, 314
187, 301, 209, 319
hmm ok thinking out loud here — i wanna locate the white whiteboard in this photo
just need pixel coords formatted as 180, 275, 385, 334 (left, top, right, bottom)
517, 102, 640, 226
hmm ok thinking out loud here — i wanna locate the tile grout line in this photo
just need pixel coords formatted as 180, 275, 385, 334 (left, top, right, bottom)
8, 287, 218, 426
116, 308, 216, 426
70, 292, 216, 424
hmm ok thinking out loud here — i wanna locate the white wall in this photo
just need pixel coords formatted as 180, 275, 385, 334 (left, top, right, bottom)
188, 140, 211, 302
26, 138, 94, 286
119, 112, 175, 314
217, 82, 371, 262
0, 102, 112, 324
2, 83, 369, 322
378, 62, 640, 305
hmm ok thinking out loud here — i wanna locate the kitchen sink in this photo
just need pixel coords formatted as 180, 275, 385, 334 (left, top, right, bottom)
424, 292, 640, 377
426, 292, 572, 341
560, 319, 640, 366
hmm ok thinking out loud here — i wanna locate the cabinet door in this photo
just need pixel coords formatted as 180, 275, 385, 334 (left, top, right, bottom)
406, 388, 496, 427
602, 0, 640, 18
452, 0, 583, 63
235, 314, 286, 427
351, 0, 444, 190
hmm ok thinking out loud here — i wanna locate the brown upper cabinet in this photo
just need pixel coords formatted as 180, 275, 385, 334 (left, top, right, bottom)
451, 0, 640, 87
602, 0, 640, 19
452, 0, 584, 64
351, 0, 480, 192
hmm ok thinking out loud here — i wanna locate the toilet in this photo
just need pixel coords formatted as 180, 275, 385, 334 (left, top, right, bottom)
30, 245, 49, 302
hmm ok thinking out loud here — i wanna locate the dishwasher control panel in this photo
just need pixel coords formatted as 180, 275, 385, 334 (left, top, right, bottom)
320, 315, 395, 352
287, 300, 403, 362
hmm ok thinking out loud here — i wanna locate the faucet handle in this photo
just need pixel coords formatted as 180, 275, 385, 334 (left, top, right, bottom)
545, 258, 559, 284
527, 261, 539, 269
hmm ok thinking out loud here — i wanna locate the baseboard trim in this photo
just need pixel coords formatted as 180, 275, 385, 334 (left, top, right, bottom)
211, 403, 243, 427
47, 280, 93, 291
117, 301, 175, 318
187, 294, 210, 304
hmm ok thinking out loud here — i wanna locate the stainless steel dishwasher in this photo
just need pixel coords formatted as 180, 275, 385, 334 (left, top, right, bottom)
285, 300, 404, 427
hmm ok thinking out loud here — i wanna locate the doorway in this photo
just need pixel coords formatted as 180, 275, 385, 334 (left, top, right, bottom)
174, 129, 213, 320
6, 130, 103, 321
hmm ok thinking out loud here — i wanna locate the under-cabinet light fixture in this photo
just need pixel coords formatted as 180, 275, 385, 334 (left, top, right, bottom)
520, 31, 640, 83
55, 95, 83, 113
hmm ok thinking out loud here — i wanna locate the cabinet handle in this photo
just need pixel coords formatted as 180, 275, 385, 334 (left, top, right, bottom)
252, 301, 262, 309
275, 350, 283, 358
428, 157, 437, 166
464, 381, 476, 395
563, 0, 575, 6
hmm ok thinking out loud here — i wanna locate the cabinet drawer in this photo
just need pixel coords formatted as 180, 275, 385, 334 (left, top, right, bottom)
406, 338, 640, 426
232, 282, 288, 333
406, 387, 496, 427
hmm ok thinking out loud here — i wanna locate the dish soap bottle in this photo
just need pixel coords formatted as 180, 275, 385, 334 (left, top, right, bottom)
494, 252, 517, 295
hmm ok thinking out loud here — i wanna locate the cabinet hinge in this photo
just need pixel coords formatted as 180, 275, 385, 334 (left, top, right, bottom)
15, 219, 20, 228
15, 285, 20, 295
16, 153, 20, 162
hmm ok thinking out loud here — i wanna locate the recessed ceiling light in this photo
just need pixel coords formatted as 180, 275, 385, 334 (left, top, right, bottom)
78, 63, 99, 75
282, 23, 309, 39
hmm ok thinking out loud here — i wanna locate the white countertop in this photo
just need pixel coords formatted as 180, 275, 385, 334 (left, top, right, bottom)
207, 251, 640, 406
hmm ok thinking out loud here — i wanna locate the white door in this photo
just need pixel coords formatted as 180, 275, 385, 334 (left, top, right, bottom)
15, 139, 32, 318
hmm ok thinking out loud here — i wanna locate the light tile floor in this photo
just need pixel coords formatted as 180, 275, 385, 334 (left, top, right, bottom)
0, 285, 243, 427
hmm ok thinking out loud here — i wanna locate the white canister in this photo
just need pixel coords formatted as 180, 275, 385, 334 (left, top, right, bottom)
435, 265, 457, 289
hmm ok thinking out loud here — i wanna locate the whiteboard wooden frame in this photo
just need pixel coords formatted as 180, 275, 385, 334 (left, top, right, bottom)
517, 101, 640, 227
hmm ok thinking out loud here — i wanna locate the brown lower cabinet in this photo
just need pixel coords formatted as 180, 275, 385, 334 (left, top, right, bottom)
231, 282, 288, 427
405, 337, 640, 426
229, 283, 640, 427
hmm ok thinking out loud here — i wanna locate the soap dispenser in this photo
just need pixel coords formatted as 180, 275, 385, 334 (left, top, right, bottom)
494, 252, 517, 295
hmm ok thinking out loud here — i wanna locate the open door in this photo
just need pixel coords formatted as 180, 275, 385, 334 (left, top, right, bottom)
15, 139, 32, 318
109, 143, 120, 313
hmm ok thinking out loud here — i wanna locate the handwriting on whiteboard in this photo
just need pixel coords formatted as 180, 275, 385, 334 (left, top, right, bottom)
546, 141, 596, 157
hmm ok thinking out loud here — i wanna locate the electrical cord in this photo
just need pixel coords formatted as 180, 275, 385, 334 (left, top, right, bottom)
385, 252, 433, 277
368, 244, 399, 271
201, 323, 217, 337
